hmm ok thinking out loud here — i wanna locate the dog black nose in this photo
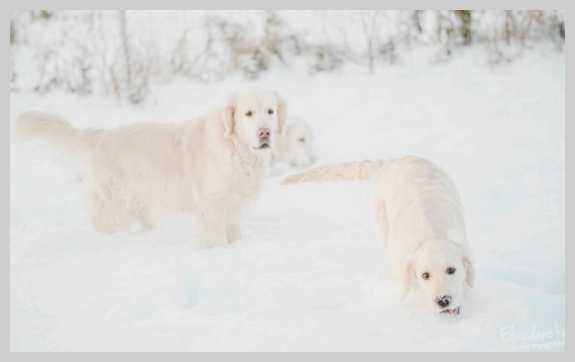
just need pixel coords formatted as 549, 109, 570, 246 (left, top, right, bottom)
436, 296, 451, 308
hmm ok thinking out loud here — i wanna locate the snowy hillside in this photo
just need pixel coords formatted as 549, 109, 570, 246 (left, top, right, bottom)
10, 48, 564, 351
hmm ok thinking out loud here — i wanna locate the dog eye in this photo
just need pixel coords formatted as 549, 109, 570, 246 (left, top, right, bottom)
446, 267, 456, 275
298, 137, 306, 143
421, 272, 430, 280
268, 109, 274, 115
245, 110, 253, 117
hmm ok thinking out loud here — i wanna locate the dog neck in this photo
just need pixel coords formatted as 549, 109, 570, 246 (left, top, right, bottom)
229, 137, 271, 173
411, 238, 463, 256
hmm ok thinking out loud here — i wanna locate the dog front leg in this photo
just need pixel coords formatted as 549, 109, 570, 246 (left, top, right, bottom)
225, 202, 244, 243
226, 223, 242, 243
196, 204, 229, 248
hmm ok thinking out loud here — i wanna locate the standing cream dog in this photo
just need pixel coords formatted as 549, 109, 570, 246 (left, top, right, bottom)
16, 89, 286, 247
283, 156, 474, 315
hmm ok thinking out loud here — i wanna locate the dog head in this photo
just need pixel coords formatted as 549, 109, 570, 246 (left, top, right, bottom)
223, 89, 286, 152
284, 119, 316, 167
403, 240, 474, 316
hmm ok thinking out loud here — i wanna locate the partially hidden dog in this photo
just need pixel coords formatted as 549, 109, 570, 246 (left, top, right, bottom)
272, 117, 316, 168
15, 89, 286, 247
282, 156, 474, 315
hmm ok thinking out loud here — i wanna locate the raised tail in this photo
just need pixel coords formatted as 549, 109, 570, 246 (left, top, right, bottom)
282, 160, 386, 184
14, 112, 96, 157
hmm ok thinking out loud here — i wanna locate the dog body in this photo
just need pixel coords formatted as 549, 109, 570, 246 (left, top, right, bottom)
372, 156, 473, 315
272, 118, 316, 168
16, 89, 286, 247
283, 156, 474, 315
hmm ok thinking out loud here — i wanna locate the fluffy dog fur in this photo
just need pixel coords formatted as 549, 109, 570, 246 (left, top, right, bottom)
16, 89, 286, 247
272, 117, 316, 168
283, 156, 474, 315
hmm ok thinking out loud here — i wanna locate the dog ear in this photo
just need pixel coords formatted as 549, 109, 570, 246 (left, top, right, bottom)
463, 256, 475, 288
401, 259, 414, 301
275, 92, 287, 135
223, 97, 236, 138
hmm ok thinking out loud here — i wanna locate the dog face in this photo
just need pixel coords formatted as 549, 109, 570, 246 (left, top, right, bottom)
405, 241, 474, 316
224, 89, 286, 152
285, 120, 316, 167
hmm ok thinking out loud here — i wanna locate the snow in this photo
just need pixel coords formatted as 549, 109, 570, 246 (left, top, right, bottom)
10, 48, 564, 351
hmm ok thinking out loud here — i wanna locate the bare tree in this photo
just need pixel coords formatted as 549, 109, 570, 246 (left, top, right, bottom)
116, 11, 150, 104
454, 10, 472, 45
504, 10, 516, 46
119, 11, 133, 99
359, 10, 381, 74
412, 10, 423, 34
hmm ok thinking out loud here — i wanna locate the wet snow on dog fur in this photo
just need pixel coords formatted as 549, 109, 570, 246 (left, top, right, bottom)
10, 50, 564, 351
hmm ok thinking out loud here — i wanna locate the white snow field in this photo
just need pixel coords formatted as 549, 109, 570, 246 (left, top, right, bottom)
10, 49, 564, 351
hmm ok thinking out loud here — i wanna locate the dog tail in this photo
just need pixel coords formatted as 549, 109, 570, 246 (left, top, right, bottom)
282, 160, 386, 184
14, 112, 98, 157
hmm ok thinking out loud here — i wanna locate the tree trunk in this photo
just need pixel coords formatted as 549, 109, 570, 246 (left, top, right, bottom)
119, 11, 132, 95
455, 10, 472, 45
412, 10, 423, 34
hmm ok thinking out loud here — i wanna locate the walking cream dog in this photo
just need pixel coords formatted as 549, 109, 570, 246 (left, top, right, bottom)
283, 156, 474, 315
16, 89, 286, 247
272, 117, 316, 168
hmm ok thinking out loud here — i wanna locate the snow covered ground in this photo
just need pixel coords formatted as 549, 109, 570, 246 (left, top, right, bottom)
10, 48, 565, 351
